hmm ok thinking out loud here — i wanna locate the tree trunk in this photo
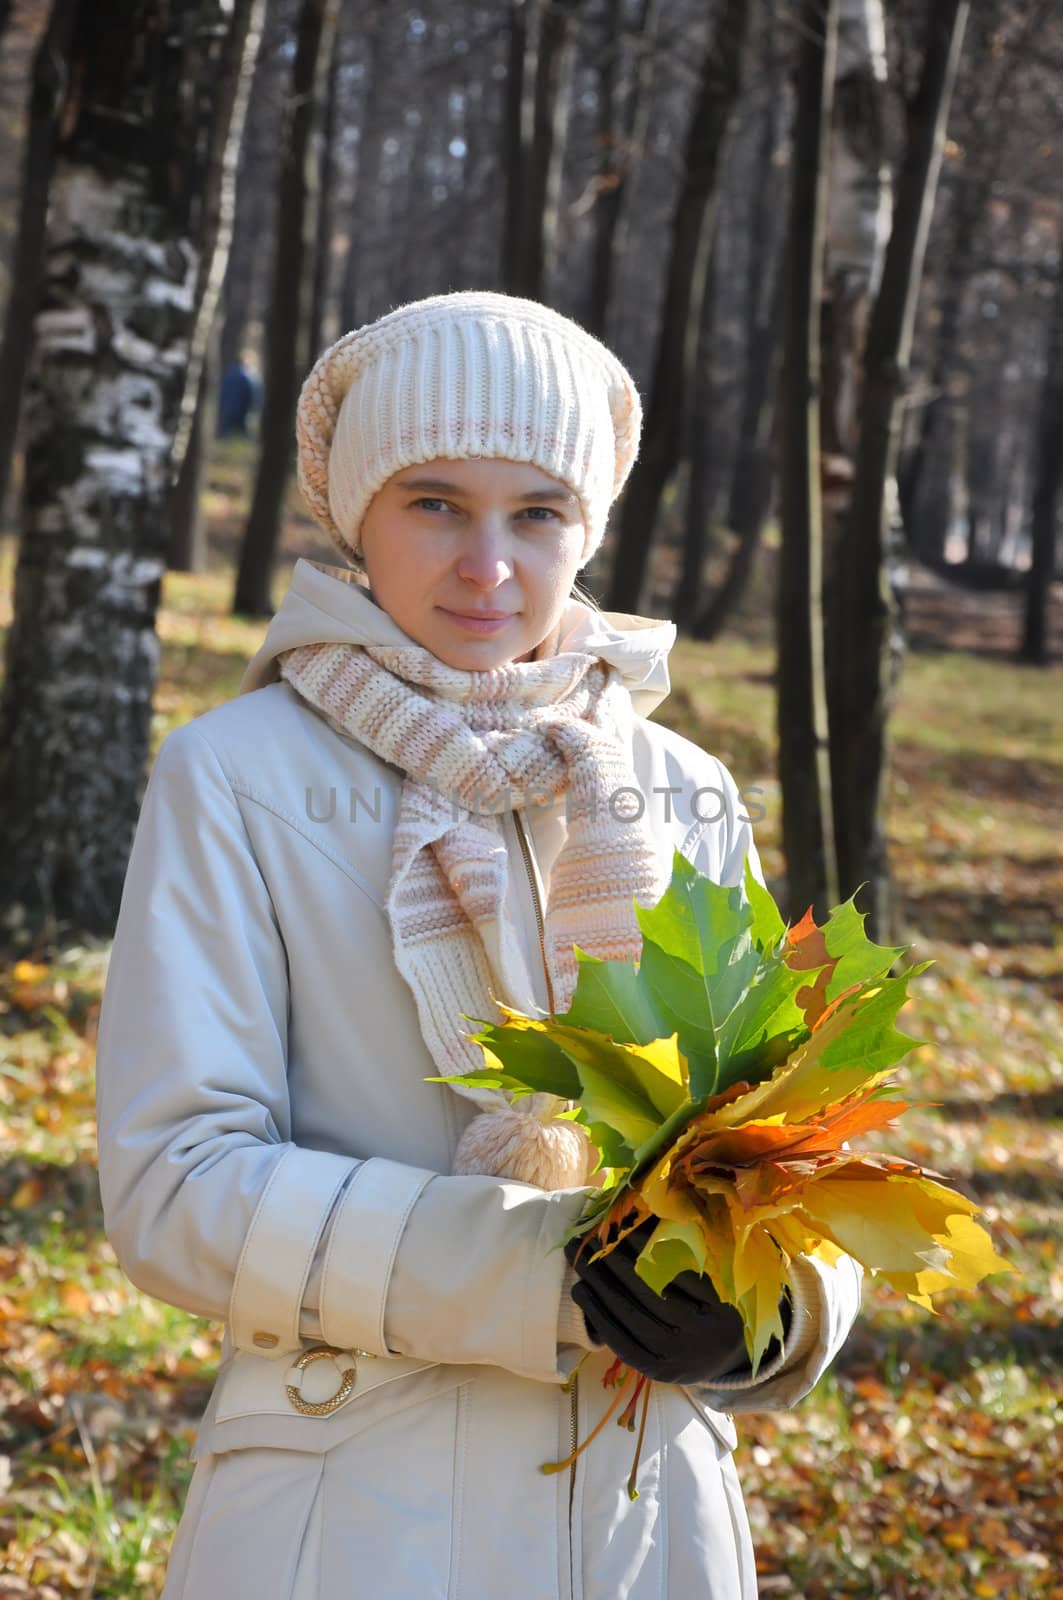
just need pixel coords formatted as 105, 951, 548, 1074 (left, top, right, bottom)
604, 0, 750, 613
338, 0, 385, 333
897, 182, 977, 561
1020, 242, 1063, 665
828, 0, 970, 939
508, 0, 584, 301
168, 333, 218, 572
232, 0, 336, 618
0, 0, 80, 518
776, 0, 840, 926
397, 63, 434, 302
820, 0, 890, 462
169, 0, 266, 571
696, 244, 788, 644
595, 0, 662, 338
724, 0, 784, 534
705, 2, 787, 641
540, 0, 581, 293
898, 0, 1053, 559
819, 0, 892, 708
695, 507, 765, 644
0, 0, 253, 940
307, 8, 341, 361
218, 1, 285, 372
584, 0, 662, 339
500, 0, 530, 288
671, 233, 720, 632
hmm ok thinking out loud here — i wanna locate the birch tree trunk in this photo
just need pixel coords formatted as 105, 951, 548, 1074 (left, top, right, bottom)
821, 0, 890, 464
819, 0, 891, 792
776, 0, 840, 924
0, 0, 254, 939
828, 0, 971, 939
0, 0, 79, 516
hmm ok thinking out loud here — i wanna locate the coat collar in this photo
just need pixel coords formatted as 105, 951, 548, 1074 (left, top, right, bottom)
239, 559, 678, 718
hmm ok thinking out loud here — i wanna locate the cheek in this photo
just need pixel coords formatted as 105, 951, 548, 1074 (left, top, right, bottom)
534, 527, 584, 578
375, 529, 443, 591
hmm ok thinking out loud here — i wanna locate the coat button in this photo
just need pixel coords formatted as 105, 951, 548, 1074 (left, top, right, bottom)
252, 1331, 279, 1349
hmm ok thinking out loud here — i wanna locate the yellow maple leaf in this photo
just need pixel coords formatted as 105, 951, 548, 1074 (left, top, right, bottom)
598, 1089, 1013, 1368
731, 1224, 788, 1368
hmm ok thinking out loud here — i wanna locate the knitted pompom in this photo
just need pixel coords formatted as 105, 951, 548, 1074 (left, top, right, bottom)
453, 1108, 595, 1190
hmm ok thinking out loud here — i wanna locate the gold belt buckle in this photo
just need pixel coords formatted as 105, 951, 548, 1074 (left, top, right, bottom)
285, 1343, 362, 1417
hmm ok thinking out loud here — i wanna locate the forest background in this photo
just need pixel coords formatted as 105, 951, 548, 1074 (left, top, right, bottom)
0, 0, 1059, 1595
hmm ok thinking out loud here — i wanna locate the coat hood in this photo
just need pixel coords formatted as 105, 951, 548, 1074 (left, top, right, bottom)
239, 559, 677, 718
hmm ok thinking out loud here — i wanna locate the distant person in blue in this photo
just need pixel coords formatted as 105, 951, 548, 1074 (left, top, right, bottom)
217, 356, 262, 438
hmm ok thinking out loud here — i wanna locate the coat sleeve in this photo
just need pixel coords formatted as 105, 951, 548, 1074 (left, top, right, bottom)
95, 722, 587, 1387
691, 1251, 863, 1414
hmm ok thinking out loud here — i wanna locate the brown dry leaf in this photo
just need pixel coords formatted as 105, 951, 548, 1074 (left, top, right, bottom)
58, 1281, 92, 1316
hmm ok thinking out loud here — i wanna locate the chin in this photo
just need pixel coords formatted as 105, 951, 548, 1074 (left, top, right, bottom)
441, 641, 529, 671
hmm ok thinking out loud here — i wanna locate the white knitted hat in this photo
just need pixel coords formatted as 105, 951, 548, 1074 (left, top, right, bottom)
295, 289, 642, 569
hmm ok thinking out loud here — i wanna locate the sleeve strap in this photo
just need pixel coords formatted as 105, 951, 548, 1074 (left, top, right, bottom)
317, 1157, 435, 1357
229, 1145, 360, 1354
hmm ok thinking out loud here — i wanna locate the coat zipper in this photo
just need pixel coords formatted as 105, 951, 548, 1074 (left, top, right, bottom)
511, 807, 577, 1598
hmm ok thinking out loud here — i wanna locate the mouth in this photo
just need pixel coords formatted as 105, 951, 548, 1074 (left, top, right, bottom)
439, 608, 517, 634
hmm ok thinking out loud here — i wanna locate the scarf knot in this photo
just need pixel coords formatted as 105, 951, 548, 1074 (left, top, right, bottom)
279, 634, 668, 1187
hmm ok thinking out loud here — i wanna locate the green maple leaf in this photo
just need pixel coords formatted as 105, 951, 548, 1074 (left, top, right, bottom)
815, 895, 910, 999
714, 950, 809, 1093
562, 949, 668, 1045
743, 854, 786, 954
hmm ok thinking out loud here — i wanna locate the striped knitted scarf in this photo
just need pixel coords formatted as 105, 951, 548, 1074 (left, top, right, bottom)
278, 635, 668, 1185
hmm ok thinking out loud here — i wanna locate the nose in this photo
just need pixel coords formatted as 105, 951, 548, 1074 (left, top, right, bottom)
455, 519, 514, 589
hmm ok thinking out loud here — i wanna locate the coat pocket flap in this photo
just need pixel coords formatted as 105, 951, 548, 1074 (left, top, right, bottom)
212, 1343, 436, 1424
195, 1346, 477, 1459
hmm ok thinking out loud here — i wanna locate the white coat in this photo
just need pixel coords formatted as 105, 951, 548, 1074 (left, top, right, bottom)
95, 559, 862, 1600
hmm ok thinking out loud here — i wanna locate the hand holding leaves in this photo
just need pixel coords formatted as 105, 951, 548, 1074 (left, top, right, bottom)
564, 1216, 753, 1386
439, 850, 1013, 1374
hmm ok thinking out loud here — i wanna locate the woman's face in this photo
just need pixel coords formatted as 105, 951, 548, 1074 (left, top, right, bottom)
357, 457, 587, 669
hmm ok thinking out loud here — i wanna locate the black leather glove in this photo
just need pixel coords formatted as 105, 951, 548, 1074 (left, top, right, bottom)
565, 1216, 788, 1386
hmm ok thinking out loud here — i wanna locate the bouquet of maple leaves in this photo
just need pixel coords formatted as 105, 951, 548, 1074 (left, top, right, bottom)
438, 851, 1011, 1498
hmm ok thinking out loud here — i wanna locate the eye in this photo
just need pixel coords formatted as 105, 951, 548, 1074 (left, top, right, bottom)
520, 506, 560, 521
411, 497, 452, 513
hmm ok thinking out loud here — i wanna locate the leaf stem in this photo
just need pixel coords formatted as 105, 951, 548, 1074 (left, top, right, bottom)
541, 1366, 635, 1476
631, 1096, 709, 1179
626, 1378, 654, 1500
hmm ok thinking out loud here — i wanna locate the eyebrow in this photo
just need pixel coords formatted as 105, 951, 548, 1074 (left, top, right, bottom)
394, 473, 578, 505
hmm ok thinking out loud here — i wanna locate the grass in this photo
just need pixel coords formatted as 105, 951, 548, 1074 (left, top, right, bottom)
0, 461, 1060, 1597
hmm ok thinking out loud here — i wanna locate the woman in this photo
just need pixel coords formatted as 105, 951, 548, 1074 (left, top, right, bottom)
95, 289, 862, 1599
